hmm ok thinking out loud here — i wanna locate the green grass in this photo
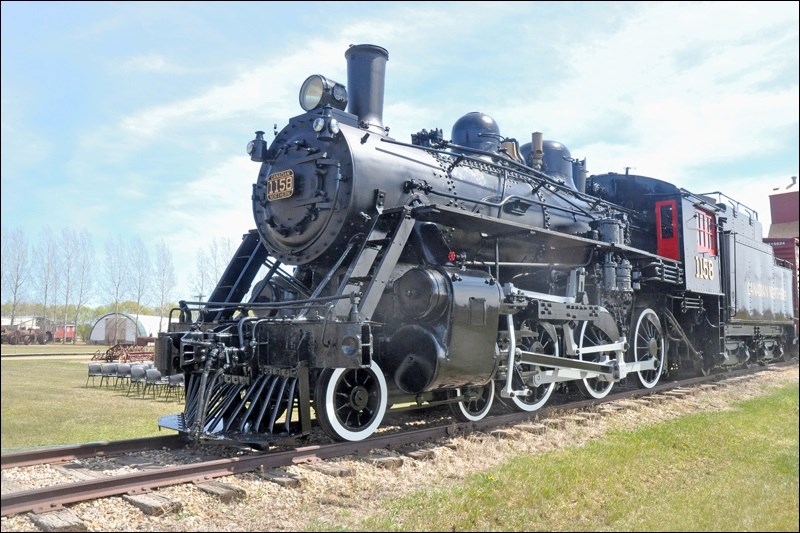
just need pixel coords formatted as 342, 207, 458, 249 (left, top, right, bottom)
3, 357, 797, 531
1, 357, 179, 451
0, 343, 110, 356
310, 384, 799, 532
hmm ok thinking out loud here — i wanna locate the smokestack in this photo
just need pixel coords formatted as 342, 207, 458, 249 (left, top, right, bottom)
345, 44, 389, 133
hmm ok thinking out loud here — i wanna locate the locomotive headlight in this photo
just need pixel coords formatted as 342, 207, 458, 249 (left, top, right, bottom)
299, 74, 348, 112
312, 117, 326, 132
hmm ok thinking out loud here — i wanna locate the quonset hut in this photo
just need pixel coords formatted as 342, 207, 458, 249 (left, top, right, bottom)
88, 313, 169, 345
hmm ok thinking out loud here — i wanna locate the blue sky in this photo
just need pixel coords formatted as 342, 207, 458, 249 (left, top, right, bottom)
2, 1, 798, 303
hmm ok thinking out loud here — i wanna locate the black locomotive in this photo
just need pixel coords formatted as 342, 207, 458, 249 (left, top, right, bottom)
156, 44, 798, 446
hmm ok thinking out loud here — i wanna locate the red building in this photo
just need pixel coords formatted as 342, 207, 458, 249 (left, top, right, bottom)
54, 324, 76, 342
765, 176, 799, 337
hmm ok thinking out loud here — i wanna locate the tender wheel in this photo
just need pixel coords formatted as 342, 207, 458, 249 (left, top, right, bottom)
450, 380, 495, 422
506, 322, 558, 412
575, 321, 616, 399
761, 340, 783, 362
314, 360, 388, 442
631, 308, 665, 388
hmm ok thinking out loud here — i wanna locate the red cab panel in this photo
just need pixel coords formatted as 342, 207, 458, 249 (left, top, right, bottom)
656, 199, 680, 260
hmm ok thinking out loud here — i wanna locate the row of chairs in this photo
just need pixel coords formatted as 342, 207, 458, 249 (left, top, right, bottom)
85, 362, 184, 400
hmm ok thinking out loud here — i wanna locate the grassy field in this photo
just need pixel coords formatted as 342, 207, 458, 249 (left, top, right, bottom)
0, 343, 111, 356
2, 358, 797, 531
311, 382, 799, 532
1, 357, 178, 451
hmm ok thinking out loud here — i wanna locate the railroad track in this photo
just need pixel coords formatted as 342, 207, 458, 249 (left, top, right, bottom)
1, 435, 185, 470
2, 361, 795, 521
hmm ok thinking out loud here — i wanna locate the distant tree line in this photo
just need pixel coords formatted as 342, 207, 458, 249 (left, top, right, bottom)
1, 226, 238, 343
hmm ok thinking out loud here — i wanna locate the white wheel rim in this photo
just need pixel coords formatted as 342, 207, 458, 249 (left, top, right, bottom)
579, 321, 614, 399
633, 309, 665, 388
456, 380, 495, 421
322, 360, 387, 441
511, 324, 558, 412
510, 383, 554, 412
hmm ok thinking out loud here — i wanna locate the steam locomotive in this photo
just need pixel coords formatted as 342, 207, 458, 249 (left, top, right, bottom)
156, 44, 798, 447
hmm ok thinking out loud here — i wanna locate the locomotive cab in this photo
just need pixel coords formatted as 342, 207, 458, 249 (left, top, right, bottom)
588, 171, 722, 296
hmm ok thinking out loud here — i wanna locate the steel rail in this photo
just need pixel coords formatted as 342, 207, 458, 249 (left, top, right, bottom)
1, 434, 186, 470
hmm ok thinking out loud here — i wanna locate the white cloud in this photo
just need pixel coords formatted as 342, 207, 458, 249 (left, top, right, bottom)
109, 2, 797, 296
484, 2, 798, 189
115, 40, 353, 140
134, 155, 257, 296
119, 53, 172, 73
